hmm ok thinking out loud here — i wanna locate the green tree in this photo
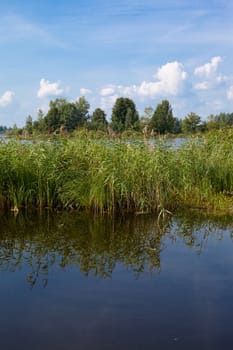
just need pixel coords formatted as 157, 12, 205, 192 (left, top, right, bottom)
33, 109, 45, 132
59, 103, 81, 131
149, 100, 175, 134
209, 112, 233, 129
43, 98, 67, 132
173, 117, 182, 134
91, 108, 108, 131
182, 112, 201, 133
43, 97, 90, 132
25, 115, 33, 134
44, 106, 60, 132
111, 97, 139, 132
75, 96, 90, 126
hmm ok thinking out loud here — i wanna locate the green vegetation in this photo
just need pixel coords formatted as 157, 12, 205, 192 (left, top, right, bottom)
4, 95, 233, 138
149, 99, 177, 134
42, 97, 90, 133
1, 129, 233, 213
181, 112, 202, 133
90, 108, 108, 131
111, 97, 139, 132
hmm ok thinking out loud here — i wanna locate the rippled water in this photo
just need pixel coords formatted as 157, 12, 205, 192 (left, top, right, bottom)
0, 211, 233, 350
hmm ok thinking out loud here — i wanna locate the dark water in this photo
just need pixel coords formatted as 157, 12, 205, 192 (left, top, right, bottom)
0, 211, 233, 350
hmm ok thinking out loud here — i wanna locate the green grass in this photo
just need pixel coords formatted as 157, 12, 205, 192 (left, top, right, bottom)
1, 129, 233, 213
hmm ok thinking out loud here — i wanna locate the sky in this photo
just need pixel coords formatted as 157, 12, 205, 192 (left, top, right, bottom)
0, 0, 233, 126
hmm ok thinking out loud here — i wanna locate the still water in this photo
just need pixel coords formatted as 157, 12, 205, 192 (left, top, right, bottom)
0, 211, 233, 350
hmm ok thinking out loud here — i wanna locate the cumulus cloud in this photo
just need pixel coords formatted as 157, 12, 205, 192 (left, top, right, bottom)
99, 61, 187, 100
131, 61, 187, 97
194, 56, 222, 78
227, 86, 233, 100
37, 78, 64, 98
0, 90, 15, 107
100, 86, 116, 96
193, 56, 227, 91
80, 88, 92, 95
149, 61, 187, 96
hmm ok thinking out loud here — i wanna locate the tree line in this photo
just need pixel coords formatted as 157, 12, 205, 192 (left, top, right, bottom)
7, 96, 233, 136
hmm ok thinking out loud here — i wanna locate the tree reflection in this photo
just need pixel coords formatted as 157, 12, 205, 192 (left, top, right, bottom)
0, 210, 232, 287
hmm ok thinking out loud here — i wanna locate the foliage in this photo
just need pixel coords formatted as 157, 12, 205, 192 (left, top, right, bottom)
182, 112, 201, 133
34, 97, 90, 133
33, 109, 45, 132
90, 108, 108, 131
206, 112, 233, 131
173, 117, 182, 134
111, 97, 139, 132
149, 100, 176, 134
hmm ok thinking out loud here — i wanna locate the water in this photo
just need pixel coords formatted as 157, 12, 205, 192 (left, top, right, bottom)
128, 137, 187, 149
0, 211, 233, 350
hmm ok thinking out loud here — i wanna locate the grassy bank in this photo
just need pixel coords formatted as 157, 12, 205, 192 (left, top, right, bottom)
1, 129, 233, 213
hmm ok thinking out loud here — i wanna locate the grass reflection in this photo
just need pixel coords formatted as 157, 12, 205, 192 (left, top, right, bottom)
0, 210, 232, 287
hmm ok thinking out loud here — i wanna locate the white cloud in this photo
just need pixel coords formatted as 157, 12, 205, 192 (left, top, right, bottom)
194, 56, 222, 78
0, 91, 15, 107
227, 86, 233, 100
80, 88, 92, 95
100, 86, 116, 96
150, 61, 187, 95
193, 56, 228, 91
37, 78, 64, 98
128, 61, 187, 97
99, 61, 187, 99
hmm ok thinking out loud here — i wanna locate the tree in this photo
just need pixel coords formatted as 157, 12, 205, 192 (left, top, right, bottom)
25, 115, 33, 134
149, 100, 175, 134
111, 97, 139, 132
91, 108, 108, 131
206, 114, 219, 131
173, 117, 182, 134
43, 106, 60, 132
43, 97, 91, 132
37, 109, 44, 122
59, 103, 81, 131
33, 109, 45, 132
206, 112, 233, 130
75, 96, 90, 126
182, 112, 201, 133
43, 98, 67, 132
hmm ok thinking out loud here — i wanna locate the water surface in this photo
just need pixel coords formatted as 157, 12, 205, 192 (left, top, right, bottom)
0, 211, 233, 350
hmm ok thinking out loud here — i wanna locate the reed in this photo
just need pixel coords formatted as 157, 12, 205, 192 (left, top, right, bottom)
0, 130, 233, 213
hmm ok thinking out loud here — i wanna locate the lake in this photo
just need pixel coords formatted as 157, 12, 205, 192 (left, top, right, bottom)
0, 210, 233, 350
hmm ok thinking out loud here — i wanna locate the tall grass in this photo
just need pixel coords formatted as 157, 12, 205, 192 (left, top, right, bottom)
1, 129, 233, 213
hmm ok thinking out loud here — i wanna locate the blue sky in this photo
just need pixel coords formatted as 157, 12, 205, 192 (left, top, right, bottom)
0, 0, 233, 126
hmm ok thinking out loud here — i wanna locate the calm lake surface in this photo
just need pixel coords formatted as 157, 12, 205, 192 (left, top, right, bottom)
0, 210, 233, 350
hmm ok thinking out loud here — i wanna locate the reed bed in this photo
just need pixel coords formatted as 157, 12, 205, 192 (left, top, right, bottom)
1, 129, 233, 213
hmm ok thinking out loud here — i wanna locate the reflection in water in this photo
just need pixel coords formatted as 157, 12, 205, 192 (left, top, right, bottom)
1, 210, 233, 350
0, 210, 232, 288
